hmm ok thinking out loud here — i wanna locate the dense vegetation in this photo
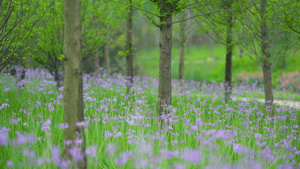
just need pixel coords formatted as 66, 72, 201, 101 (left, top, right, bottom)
0, 70, 299, 168
1, 0, 300, 168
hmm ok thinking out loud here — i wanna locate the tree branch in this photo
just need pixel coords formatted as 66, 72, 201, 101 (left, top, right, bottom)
172, 7, 249, 24
111, 0, 159, 17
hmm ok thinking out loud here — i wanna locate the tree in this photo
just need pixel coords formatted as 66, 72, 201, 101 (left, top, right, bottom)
126, 0, 134, 95
116, 0, 247, 125
82, 0, 126, 77
271, 0, 300, 44
28, 0, 64, 89
174, 9, 194, 87
235, 0, 296, 115
195, 0, 240, 102
0, 0, 43, 72
63, 0, 86, 168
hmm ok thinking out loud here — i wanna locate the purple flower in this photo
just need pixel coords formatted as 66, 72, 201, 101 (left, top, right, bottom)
59, 160, 70, 169
0, 128, 8, 146
75, 121, 89, 127
9, 118, 21, 125
160, 149, 174, 159
69, 147, 84, 161
21, 148, 35, 158
181, 149, 201, 163
114, 131, 122, 138
137, 143, 152, 154
64, 140, 72, 145
86, 145, 98, 157
134, 158, 148, 168
56, 123, 68, 129
277, 164, 293, 169
42, 119, 51, 132
36, 158, 50, 166
254, 133, 262, 140
115, 151, 132, 166
52, 146, 61, 166
73, 138, 83, 145
233, 144, 251, 155
14, 132, 35, 145
259, 149, 275, 162
104, 131, 113, 139
174, 163, 186, 169
105, 143, 117, 156
6, 161, 13, 168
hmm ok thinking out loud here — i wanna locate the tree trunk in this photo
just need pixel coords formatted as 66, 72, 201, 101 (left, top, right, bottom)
126, 0, 134, 95
26, 57, 31, 70
54, 68, 63, 89
157, 2, 173, 126
224, 0, 234, 102
261, 0, 274, 116
94, 52, 100, 77
262, 61, 274, 115
104, 42, 110, 77
92, 0, 100, 78
63, 0, 86, 168
179, 11, 186, 87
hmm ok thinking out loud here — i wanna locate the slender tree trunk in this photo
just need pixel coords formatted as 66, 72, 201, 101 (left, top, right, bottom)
63, 0, 86, 168
261, 0, 274, 116
94, 52, 100, 77
179, 11, 186, 87
54, 68, 63, 89
126, 0, 134, 95
26, 57, 31, 70
157, 2, 173, 126
104, 42, 110, 77
92, 0, 100, 78
224, 0, 234, 102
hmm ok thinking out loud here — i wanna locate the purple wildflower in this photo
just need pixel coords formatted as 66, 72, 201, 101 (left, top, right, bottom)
69, 147, 84, 161
85, 145, 98, 157
6, 161, 13, 168
181, 149, 201, 163
104, 131, 113, 139
52, 146, 61, 166
0, 128, 8, 146
174, 163, 186, 169
114, 131, 122, 138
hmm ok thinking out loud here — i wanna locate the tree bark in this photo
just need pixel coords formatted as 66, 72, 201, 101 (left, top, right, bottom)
26, 56, 31, 70
54, 68, 63, 89
63, 0, 86, 168
157, 2, 173, 126
126, 0, 134, 95
94, 52, 100, 77
224, 0, 234, 102
179, 11, 186, 87
104, 42, 110, 77
92, 0, 100, 78
261, 0, 274, 116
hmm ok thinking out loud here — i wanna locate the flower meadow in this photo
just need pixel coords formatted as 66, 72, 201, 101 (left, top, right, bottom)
0, 68, 300, 169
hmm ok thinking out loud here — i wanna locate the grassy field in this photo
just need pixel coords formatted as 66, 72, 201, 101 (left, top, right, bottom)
0, 69, 299, 168
135, 45, 300, 86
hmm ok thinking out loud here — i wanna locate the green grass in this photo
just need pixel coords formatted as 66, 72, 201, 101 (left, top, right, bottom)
135, 45, 300, 86
0, 74, 299, 168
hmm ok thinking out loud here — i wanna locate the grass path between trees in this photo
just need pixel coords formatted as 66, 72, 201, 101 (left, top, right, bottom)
232, 97, 300, 110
